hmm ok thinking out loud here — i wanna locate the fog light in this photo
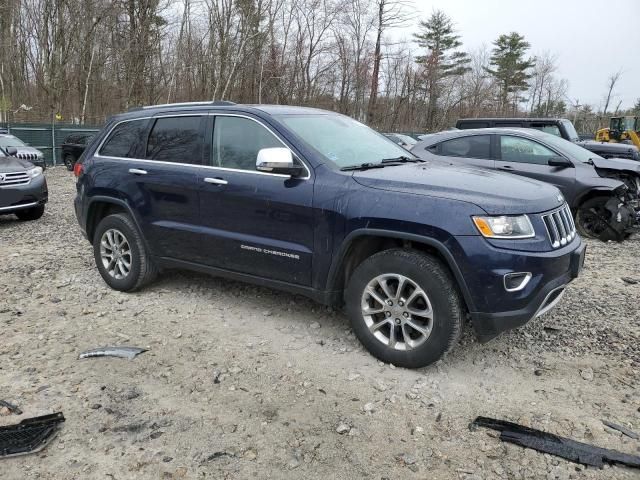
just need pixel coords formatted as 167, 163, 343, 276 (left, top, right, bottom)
504, 272, 532, 292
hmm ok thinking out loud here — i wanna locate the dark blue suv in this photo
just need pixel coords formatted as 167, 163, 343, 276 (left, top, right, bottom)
74, 102, 586, 368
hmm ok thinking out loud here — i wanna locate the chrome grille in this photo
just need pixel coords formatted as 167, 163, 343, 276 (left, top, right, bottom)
16, 153, 39, 161
0, 171, 30, 187
542, 204, 576, 248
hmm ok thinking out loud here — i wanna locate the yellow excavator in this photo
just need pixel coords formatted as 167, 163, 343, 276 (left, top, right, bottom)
595, 116, 640, 149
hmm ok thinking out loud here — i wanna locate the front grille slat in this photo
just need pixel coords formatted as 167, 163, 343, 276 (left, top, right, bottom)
542, 204, 576, 249
0, 171, 30, 187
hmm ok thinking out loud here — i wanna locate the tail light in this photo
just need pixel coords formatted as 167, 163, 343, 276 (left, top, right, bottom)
73, 162, 83, 177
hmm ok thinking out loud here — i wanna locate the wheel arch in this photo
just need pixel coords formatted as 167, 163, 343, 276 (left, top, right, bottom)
86, 197, 142, 244
325, 229, 476, 313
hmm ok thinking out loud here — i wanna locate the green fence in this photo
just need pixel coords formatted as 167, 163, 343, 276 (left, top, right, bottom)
0, 122, 102, 166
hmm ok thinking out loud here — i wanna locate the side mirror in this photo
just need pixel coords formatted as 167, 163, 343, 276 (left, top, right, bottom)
256, 148, 304, 177
547, 156, 572, 168
6, 147, 17, 156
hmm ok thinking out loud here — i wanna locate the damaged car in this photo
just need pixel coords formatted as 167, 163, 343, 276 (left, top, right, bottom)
412, 128, 639, 241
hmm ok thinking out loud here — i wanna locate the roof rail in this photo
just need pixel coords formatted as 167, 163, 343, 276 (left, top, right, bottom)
128, 100, 236, 112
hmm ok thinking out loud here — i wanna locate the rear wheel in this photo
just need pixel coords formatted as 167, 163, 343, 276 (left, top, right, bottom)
93, 213, 157, 291
345, 249, 464, 368
15, 205, 45, 221
575, 197, 619, 241
63, 154, 76, 171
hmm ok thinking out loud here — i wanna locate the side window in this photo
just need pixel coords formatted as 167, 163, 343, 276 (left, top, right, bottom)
439, 135, 491, 159
500, 136, 556, 165
146, 116, 204, 164
458, 121, 489, 129
99, 120, 148, 158
212, 116, 283, 171
531, 124, 562, 137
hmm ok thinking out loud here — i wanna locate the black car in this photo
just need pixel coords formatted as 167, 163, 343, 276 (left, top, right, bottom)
61, 133, 94, 170
412, 128, 640, 241
73, 102, 585, 368
456, 117, 640, 161
0, 149, 48, 220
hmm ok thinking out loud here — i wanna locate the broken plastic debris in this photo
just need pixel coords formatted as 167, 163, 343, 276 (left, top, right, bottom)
78, 346, 147, 360
0, 412, 65, 458
602, 420, 639, 440
0, 400, 22, 415
472, 416, 640, 469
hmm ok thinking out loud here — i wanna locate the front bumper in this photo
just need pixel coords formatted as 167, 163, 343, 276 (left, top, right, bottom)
450, 235, 585, 341
0, 174, 48, 214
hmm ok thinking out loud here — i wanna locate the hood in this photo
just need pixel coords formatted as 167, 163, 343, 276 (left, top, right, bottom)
579, 140, 639, 153
590, 156, 640, 174
0, 156, 35, 172
352, 162, 564, 215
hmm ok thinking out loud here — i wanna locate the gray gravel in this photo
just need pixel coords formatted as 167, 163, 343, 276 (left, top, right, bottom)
1, 167, 639, 479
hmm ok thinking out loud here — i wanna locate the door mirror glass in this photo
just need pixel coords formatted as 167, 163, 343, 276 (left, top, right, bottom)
547, 156, 572, 168
256, 148, 303, 176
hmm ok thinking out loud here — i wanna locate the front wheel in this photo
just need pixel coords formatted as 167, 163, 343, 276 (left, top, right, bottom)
93, 213, 157, 291
345, 249, 464, 368
15, 205, 45, 221
63, 154, 76, 171
575, 197, 619, 241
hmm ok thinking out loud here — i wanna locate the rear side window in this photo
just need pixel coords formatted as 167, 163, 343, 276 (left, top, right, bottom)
211, 116, 283, 171
146, 116, 205, 164
99, 120, 148, 158
500, 136, 556, 164
439, 135, 491, 159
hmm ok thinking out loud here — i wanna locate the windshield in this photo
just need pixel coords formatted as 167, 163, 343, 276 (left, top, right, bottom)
275, 113, 414, 168
0, 136, 26, 148
539, 131, 601, 163
560, 120, 580, 142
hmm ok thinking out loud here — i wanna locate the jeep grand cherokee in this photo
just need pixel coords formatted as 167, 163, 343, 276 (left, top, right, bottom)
74, 102, 585, 368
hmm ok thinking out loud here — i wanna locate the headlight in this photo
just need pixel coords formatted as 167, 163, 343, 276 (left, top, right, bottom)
27, 166, 43, 178
472, 215, 535, 239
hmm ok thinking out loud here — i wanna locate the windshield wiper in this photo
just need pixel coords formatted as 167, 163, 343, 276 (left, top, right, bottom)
340, 162, 387, 171
381, 156, 424, 163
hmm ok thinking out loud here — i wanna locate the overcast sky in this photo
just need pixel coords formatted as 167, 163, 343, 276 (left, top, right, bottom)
397, 0, 639, 110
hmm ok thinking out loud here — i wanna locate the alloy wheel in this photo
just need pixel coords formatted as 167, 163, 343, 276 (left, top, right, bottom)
100, 228, 132, 279
360, 273, 434, 351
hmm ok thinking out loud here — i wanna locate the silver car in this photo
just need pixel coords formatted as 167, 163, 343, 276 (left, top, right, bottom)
0, 134, 46, 170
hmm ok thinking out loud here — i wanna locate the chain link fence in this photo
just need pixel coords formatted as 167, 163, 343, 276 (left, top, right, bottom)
0, 122, 102, 166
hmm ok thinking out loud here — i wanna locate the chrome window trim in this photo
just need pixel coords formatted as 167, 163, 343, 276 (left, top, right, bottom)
94, 112, 312, 180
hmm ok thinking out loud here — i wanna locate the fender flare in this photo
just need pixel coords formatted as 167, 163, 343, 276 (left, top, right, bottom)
572, 183, 624, 209
86, 196, 145, 244
325, 228, 476, 312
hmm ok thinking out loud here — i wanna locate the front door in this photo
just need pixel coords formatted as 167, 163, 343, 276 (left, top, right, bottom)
495, 135, 576, 195
195, 115, 315, 285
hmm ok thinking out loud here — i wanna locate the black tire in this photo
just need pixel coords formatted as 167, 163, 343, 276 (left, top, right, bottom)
15, 205, 45, 221
93, 213, 157, 291
345, 249, 464, 368
63, 154, 76, 171
575, 197, 619, 242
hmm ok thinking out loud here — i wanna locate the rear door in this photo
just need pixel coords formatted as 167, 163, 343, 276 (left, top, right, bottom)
194, 114, 315, 285
95, 114, 206, 262
431, 134, 495, 169
495, 135, 576, 193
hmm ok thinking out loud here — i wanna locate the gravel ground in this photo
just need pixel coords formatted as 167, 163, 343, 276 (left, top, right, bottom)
1, 167, 639, 480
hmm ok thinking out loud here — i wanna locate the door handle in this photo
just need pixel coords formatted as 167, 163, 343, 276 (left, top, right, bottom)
204, 177, 228, 185
499, 165, 514, 170
129, 168, 148, 175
